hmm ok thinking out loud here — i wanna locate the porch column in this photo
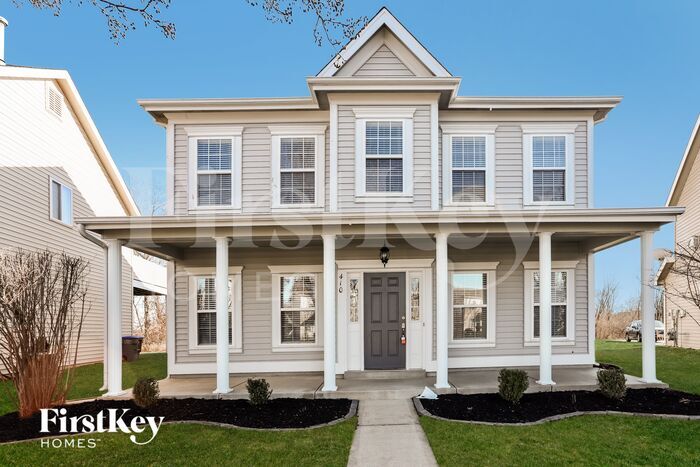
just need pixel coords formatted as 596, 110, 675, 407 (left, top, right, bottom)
214, 236, 231, 394
435, 232, 450, 388
105, 239, 124, 396
640, 231, 659, 382
322, 234, 337, 391
538, 232, 555, 386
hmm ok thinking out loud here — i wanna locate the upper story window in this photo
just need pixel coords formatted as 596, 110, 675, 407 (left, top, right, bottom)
448, 262, 498, 347
523, 261, 577, 345
186, 126, 242, 211
522, 124, 577, 206
441, 124, 496, 207
354, 107, 415, 201
50, 178, 73, 225
270, 125, 326, 209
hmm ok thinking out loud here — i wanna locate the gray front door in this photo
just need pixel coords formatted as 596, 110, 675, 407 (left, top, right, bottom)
364, 272, 406, 370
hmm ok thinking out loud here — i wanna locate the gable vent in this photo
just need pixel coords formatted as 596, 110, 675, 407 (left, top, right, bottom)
46, 84, 63, 118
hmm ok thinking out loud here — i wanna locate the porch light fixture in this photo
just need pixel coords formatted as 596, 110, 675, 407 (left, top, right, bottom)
379, 245, 390, 268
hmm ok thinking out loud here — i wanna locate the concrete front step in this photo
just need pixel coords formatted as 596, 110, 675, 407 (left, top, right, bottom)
344, 369, 426, 380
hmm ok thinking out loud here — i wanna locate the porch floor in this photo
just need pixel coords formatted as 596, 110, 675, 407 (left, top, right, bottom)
146, 367, 666, 401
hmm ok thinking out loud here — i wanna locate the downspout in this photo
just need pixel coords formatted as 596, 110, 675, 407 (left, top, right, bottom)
79, 224, 109, 391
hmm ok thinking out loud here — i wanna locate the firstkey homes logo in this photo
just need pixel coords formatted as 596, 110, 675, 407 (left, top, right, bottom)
39, 407, 164, 447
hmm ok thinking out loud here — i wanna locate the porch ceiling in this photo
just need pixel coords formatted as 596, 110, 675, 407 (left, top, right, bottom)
78, 207, 682, 261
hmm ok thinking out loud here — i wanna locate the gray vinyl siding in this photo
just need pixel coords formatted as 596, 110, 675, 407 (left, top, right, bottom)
353, 45, 415, 77
337, 104, 433, 211
173, 239, 590, 367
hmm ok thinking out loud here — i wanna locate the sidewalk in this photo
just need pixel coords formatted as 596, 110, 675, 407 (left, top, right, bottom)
347, 399, 437, 467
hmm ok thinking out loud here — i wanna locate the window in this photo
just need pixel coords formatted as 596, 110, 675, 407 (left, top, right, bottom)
270, 266, 323, 351
523, 261, 577, 345
194, 277, 232, 346
522, 124, 576, 206
441, 124, 496, 206
186, 126, 242, 210
448, 263, 497, 347
354, 108, 414, 199
187, 267, 242, 352
270, 125, 326, 208
50, 179, 73, 225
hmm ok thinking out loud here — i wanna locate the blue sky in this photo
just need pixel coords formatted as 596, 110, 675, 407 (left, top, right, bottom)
2, 0, 699, 305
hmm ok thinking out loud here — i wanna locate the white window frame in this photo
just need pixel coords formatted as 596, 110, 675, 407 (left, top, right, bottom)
522, 124, 577, 207
448, 262, 498, 348
441, 124, 497, 207
523, 261, 577, 346
186, 266, 243, 354
269, 125, 326, 210
354, 107, 415, 201
269, 265, 324, 352
49, 176, 73, 226
185, 126, 243, 211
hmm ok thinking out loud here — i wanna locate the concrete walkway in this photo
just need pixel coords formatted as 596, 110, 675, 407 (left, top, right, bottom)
347, 399, 437, 467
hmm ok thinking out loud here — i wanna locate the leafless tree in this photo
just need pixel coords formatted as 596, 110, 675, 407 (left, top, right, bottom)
595, 280, 617, 320
0, 249, 88, 418
660, 242, 700, 339
133, 295, 166, 352
15, 0, 367, 46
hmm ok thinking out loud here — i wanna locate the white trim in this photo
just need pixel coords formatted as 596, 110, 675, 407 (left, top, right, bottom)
588, 252, 595, 355
269, 125, 326, 210
667, 114, 700, 206
449, 267, 497, 348
48, 176, 74, 226
450, 261, 500, 270
354, 110, 414, 199
441, 127, 496, 207
165, 122, 175, 215
187, 127, 243, 211
447, 353, 595, 369
524, 267, 576, 346
186, 268, 243, 354
166, 262, 176, 377
271, 270, 324, 353
522, 124, 576, 207
316, 8, 451, 78
523, 260, 579, 269
330, 103, 339, 212
587, 117, 594, 207
430, 101, 439, 210
336, 258, 434, 269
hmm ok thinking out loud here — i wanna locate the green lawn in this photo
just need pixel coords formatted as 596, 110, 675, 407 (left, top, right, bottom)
421, 415, 700, 466
0, 352, 167, 416
596, 339, 700, 394
0, 419, 357, 467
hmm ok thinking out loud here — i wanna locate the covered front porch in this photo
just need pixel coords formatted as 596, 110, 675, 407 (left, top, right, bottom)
79, 208, 680, 397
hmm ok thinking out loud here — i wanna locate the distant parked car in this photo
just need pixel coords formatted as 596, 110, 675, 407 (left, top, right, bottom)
625, 320, 664, 342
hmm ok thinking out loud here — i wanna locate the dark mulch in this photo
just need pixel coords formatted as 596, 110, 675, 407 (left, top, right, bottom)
420, 388, 700, 424
0, 398, 353, 443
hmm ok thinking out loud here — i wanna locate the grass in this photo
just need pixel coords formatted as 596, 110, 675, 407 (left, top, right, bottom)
596, 339, 700, 394
0, 353, 167, 416
0, 418, 358, 466
421, 415, 700, 466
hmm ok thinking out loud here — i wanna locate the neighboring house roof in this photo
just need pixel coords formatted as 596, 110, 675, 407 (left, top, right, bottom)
138, 8, 620, 125
667, 115, 700, 206
656, 256, 675, 286
0, 65, 139, 216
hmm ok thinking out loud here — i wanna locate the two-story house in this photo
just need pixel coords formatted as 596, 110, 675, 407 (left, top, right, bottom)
81, 8, 681, 396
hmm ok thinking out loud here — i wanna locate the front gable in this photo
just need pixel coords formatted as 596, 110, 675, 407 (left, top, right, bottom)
317, 8, 450, 78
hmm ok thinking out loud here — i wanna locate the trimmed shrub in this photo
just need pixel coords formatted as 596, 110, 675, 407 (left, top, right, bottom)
597, 367, 627, 400
246, 378, 272, 406
498, 369, 529, 404
133, 377, 159, 408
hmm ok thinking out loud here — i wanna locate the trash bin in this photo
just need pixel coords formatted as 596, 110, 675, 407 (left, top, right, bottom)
122, 336, 144, 362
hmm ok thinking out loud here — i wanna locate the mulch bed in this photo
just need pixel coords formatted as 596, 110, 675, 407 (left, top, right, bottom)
0, 398, 353, 443
419, 388, 700, 424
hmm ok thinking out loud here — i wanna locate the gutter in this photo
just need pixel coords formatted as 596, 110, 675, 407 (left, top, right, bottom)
79, 225, 109, 392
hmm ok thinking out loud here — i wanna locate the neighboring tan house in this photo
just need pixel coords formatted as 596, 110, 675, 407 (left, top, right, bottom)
81, 8, 681, 396
657, 115, 700, 349
0, 17, 151, 378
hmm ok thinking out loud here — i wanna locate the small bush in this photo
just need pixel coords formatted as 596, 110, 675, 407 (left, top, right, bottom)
597, 367, 627, 400
498, 369, 529, 404
246, 378, 272, 406
133, 377, 159, 408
